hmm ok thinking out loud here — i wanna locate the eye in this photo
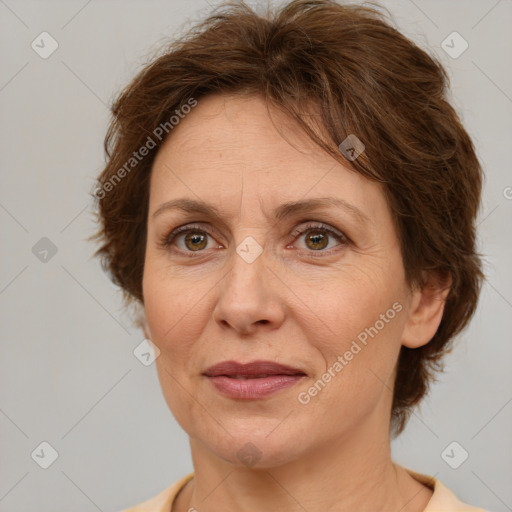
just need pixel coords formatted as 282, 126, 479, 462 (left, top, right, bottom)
159, 224, 220, 255
290, 222, 349, 254
159, 221, 349, 257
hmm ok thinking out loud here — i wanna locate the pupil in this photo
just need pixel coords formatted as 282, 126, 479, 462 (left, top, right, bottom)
308, 231, 327, 250
186, 232, 207, 251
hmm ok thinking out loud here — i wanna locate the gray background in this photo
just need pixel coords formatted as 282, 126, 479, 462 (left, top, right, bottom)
0, 0, 511, 511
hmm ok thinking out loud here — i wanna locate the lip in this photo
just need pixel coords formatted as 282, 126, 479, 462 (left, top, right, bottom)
203, 360, 307, 400
204, 360, 306, 377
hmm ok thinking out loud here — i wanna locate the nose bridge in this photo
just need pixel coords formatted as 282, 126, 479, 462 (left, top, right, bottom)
213, 230, 284, 332
226, 231, 268, 299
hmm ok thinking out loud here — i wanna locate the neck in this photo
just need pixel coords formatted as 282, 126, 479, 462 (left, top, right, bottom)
174, 417, 433, 512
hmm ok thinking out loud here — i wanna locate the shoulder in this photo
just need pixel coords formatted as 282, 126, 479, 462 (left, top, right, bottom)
120, 473, 194, 512
405, 467, 491, 512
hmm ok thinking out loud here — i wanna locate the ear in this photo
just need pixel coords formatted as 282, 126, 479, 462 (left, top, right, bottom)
401, 270, 452, 349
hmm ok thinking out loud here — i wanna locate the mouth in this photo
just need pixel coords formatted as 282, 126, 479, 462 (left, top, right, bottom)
203, 360, 307, 399
203, 360, 307, 378
224, 374, 292, 380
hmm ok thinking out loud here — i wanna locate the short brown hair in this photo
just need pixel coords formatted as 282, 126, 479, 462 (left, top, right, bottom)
92, 0, 484, 436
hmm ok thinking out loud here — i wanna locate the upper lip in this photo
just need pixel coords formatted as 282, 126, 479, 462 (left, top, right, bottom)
203, 360, 306, 378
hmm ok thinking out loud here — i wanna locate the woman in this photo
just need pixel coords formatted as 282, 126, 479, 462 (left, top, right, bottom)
93, 1, 488, 510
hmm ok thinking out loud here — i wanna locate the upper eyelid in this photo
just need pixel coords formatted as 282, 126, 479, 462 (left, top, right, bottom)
291, 221, 345, 237
168, 220, 342, 236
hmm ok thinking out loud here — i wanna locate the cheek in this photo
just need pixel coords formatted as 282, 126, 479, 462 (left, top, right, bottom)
294, 281, 406, 433
298, 271, 406, 404
143, 268, 210, 428
292, 263, 408, 415
296, 262, 406, 356
142, 261, 206, 359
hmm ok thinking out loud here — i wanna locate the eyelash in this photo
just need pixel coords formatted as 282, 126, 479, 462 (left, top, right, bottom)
159, 222, 350, 257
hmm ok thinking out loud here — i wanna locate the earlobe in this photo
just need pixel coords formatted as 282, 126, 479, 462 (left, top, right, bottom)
401, 270, 452, 349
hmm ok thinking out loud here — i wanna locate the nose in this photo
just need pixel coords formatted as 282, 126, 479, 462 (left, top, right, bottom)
212, 243, 286, 336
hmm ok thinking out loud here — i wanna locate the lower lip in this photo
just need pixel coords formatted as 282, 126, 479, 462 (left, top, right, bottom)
205, 375, 305, 399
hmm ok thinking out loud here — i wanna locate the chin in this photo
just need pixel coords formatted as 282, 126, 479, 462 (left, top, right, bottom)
194, 422, 311, 470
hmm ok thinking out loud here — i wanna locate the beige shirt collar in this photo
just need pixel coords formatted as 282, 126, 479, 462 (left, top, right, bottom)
123, 469, 489, 511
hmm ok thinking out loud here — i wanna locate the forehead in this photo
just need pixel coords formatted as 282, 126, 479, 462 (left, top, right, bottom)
156, 93, 321, 167
149, 94, 387, 226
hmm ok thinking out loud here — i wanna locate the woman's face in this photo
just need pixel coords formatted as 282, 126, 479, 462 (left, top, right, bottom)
142, 93, 417, 467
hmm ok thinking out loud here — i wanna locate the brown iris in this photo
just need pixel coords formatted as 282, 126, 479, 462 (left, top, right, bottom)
305, 230, 328, 250
184, 232, 208, 251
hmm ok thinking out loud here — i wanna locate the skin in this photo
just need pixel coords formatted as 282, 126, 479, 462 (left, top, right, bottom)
142, 93, 450, 512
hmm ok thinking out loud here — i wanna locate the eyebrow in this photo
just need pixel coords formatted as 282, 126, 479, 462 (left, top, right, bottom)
152, 197, 370, 226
